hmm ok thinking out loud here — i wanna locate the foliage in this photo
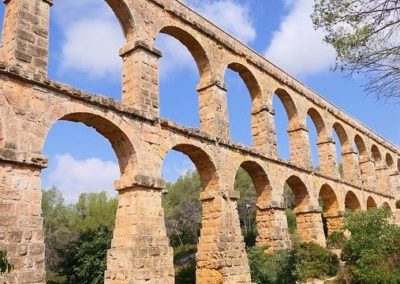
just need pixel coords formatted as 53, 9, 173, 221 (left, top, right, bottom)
248, 243, 338, 283
163, 172, 202, 246
326, 231, 346, 249
0, 251, 13, 274
341, 208, 400, 283
247, 246, 296, 284
312, 0, 400, 100
295, 242, 339, 281
42, 187, 117, 282
234, 168, 257, 247
57, 226, 112, 284
174, 245, 197, 284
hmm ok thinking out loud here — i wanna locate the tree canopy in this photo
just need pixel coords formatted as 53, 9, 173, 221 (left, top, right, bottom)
312, 0, 400, 100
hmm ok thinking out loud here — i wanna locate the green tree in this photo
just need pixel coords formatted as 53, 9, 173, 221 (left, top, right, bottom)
234, 168, 257, 247
163, 171, 202, 246
312, 0, 400, 100
58, 226, 112, 284
341, 208, 400, 283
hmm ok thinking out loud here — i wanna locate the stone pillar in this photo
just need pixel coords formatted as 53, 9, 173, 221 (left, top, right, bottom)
255, 204, 291, 252
119, 42, 162, 116
389, 171, 400, 195
252, 105, 277, 158
317, 137, 340, 178
105, 175, 174, 284
0, 149, 47, 284
323, 212, 344, 236
359, 157, 376, 190
341, 150, 362, 186
198, 81, 230, 140
1, 0, 52, 78
376, 166, 390, 195
288, 124, 312, 169
197, 190, 251, 284
295, 207, 326, 247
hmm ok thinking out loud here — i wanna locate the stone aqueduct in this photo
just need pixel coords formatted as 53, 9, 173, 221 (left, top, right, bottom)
0, 0, 399, 283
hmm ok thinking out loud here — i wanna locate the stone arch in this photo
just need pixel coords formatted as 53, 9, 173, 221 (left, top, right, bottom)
386, 153, 394, 169
367, 196, 378, 209
307, 108, 326, 136
239, 161, 272, 206
333, 122, 349, 151
42, 111, 137, 182
319, 184, 341, 235
354, 134, 368, 159
157, 25, 212, 84
162, 143, 219, 192
319, 184, 339, 216
285, 175, 310, 212
274, 88, 299, 127
381, 202, 392, 212
226, 63, 261, 102
345, 191, 361, 212
371, 144, 382, 163
105, 0, 135, 41
307, 108, 328, 170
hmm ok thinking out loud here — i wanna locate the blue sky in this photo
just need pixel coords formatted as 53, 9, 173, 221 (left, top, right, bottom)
2, 0, 399, 203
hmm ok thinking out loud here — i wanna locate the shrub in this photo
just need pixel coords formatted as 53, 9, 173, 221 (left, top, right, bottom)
295, 242, 339, 281
248, 243, 339, 283
247, 246, 296, 284
0, 251, 13, 274
326, 231, 346, 249
341, 208, 400, 283
174, 245, 197, 284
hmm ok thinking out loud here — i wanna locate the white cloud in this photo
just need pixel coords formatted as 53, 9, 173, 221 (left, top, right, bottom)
187, 0, 256, 44
265, 0, 336, 78
46, 154, 119, 204
53, 1, 124, 79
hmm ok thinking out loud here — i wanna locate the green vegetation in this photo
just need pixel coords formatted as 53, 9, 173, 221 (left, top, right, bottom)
0, 251, 13, 274
42, 187, 116, 283
248, 243, 339, 283
312, 0, 400, 100
42, 172, 400, 284
341, 208, 400, 283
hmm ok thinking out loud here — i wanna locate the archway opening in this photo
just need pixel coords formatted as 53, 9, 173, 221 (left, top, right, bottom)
367, 196, 377, 209
319, 184, 339, 237
273, 89, 297, 161
156, 28, 206, 128
386, 153, 394, 170
283, 176, 311, 243
42, 113, 135, 283
234, 161, 272, 248
161, 144, 218, 282
381, 202, 392, 212
333, 123, 348, 178
344, 191, 361, 212
226, 63, 259, 146
306, 109, 324, 170
49, 1, 126, 97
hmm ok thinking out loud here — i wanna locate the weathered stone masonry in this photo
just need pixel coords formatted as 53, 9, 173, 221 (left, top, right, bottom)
0, 0, 399, 283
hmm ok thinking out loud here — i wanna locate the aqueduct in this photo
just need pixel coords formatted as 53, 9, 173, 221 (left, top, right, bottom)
0, 0, 399, 283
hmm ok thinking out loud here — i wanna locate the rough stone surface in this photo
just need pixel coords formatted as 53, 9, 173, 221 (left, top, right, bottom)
0, 0, 399, 283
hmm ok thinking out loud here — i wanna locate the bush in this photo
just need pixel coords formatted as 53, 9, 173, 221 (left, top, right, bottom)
248, 243, 339, 283
174, 245, 197, 284
0, 251, 13, 274
341, 208, 400, 283
247, 246, 296, 284
295, 242, 339, 281
326, 231, 346, 249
